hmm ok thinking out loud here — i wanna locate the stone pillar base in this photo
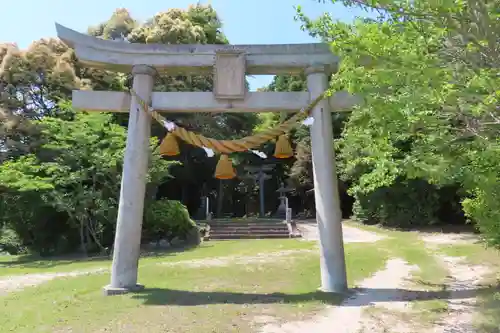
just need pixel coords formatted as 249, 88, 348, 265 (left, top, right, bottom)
316, 286, 349, 295
102, 283, 145, 296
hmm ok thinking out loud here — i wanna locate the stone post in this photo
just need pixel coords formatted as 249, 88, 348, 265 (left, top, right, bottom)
285, 208, 292, 223
306, 65, 348, 293
103, 65, 156, 296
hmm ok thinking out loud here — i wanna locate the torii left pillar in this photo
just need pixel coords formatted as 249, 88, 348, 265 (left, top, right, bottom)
103, 65, 156, 295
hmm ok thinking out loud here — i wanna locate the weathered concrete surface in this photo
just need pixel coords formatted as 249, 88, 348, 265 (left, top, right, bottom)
55, 23, 338, 75
104, 65, 155, 294
72, 90, 361, 113
307, 65, 347, 293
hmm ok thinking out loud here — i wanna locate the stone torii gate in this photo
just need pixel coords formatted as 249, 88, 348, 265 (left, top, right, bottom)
56, 23, 358, 295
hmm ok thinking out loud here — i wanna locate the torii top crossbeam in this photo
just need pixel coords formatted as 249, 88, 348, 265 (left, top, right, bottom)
56, 23, 339, 75
56, 24, 359, 113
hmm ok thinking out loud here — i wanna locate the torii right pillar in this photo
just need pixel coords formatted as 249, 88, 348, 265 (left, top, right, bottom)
306, 65, 348, 293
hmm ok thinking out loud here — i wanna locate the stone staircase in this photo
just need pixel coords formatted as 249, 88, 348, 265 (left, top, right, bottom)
205, 220, 298, 240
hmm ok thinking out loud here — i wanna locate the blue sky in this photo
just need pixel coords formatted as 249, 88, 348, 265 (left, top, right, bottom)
1, 0, 367, 90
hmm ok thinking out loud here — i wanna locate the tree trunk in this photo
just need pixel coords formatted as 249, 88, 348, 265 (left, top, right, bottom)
87, 218, 106, 254
79, 221, 87, 256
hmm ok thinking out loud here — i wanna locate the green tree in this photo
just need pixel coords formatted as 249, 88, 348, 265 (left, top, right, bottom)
297, 1, 499, 236
259, 74, 350, 214
310, 0, 499, 137
0, 108, 173, 255
0, 40, 80, 161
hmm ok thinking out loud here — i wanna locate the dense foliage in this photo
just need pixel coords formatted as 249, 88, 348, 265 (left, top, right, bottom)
143, 199, 197, 245
297, 0, 499, 241
0, 111, 172, 255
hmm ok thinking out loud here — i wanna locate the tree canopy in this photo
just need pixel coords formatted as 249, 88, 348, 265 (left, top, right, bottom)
297, 0, 499, 241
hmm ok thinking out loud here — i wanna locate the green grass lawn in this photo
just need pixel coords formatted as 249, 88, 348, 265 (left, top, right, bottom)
2, 225, 500, 333
0, 239, 312, 277
0, 239, 387, 333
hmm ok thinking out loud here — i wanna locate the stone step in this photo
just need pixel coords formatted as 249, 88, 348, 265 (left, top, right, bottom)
210, 231, 290, 236
210, 225, 288, 229
210, 226, 289, 230
209, 227, 288, 230
209, 229, 290, 234
204, 220, 296, 240
208, 223, 286, 228
210, 230, 289, 235
209, 230, 289, 236
209, 234, 292, 240
209, 227, 288, 231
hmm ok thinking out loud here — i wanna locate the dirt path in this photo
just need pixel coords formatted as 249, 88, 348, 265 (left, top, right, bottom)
0, 268, 106, 295
419, 233, 479, 246
431, 255, 490, 333
259, 254, 490, 333
0, 249, 316, 295
160, 249, 316, 268
297, 222, 386, 243
258, 230, 488, 333
260, 258, 418, 333
419, 232, 489, 333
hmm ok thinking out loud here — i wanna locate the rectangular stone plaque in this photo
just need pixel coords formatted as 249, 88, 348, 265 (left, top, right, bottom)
214, 50, 246, 100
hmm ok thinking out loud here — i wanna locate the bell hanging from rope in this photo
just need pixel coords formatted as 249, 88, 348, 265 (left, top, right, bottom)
214, 154, 236, 179
159, 133, 180, 156
273, 134, 293, 159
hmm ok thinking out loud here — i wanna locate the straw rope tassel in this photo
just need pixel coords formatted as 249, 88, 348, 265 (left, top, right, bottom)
159, 133, 180, 156
274, 134, 293, 158
214, 154, 236, 179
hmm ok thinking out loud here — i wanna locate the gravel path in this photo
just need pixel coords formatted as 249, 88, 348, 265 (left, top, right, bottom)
160, 249, 316, 268
431, 255, 490, 333
419, 233, 479, 246
260, 258, 418, 333
258, 228, 487, 333
0, 268, 106, 295
0, 250, 316, 295
297, 222, 386, 243
418, 233, 489, 333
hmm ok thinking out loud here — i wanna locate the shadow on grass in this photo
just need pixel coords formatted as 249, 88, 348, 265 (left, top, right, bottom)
378, 223, 478, 235
475, 288, 500, 333
0, 243, 205, 270
132, 288, 346, 306
131, 285, 500, 307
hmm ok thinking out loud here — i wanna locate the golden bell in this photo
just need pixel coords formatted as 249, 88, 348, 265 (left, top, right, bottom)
214, 154, 236, 179
273, 134, 293, 159
159, 133, 180, 156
